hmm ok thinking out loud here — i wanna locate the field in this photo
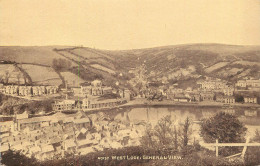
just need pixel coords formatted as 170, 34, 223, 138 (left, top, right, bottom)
0, 64, 26, 84
0, 44, 260, 87
60, 72, 85, 87
57, 50, 85, 62
90, 64, 116, 74
205, 62, 229, 73
21, 64, 62, 86
233, 61, 260, 66
71, 48, 114, 61
0, 46, 71, 66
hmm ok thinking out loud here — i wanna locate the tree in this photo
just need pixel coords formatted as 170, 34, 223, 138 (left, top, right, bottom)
5, 71, 10, 83
1, 150, 38, 166
252, 129, 260, 143
200, 112, 247, 143
141, 115, 175, 151
141, 115, 193, 153
153, 115, 174, 147
182, 117, 191, 147
174, 125, 178, 150
235, 94, 244, 103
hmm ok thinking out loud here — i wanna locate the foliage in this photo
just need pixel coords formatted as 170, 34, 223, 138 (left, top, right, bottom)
200, 112, 247, 143
52, 58, 72, 72
1, 150, 38, 166
243, 130, 260, 165
235, 94, 244, 103
200, 112, 247, 156
141, 115, 192, 154
252, 129, 260, 143
69, 65, 103, 81
182, 117, 191, 147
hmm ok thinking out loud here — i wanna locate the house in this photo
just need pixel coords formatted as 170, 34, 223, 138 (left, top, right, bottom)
215, 93, 225, 103
223, 86, 234, 96
78, 146, 95, 155
64, 139, 77, 151
244, 96, 258, 104
91, 87, 103, 96
74, 117, 91, 130
85, 98, 126, 110
103, 87, 113, 95
236, 79, 260, 88
32, 86, 46, 96
46, 86, 58, 94
189, 93, 200, 102
77, 139, 97, 149
119, 89, 131, 101
16, 111, 29, 120
173, 94, 189, 102
223, 96, 235, 104
28, 146, 41, 157
19, 86, 32, 96
72, 87, 81, 96
198, 79, 226, 90
39, 144, 55, 160
200, 91, 215, 101
1, 121, 15, 132
52, 100, 76, 111
5, 85, 19, 95
81, 86, 92, 96
91, 80, 102, 87
16, 116, 52, 131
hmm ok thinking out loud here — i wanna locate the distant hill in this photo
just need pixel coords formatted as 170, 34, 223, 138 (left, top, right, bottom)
0, 44, 259, 88
117, 44, 260, 86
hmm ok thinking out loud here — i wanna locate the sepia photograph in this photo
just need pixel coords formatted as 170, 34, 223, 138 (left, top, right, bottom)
0, 0, 260, 165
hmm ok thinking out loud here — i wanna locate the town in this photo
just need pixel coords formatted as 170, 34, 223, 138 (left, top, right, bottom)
0, 75, 260, 161
1, 110, 143, 161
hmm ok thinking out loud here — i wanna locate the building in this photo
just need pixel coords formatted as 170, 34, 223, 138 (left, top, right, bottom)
173, 95, 189, 102
52, 100, 76, 111
198, 79, 227, 90
19, 86, 32, 96
244, 96, 257, 104
91, 87, 103, 96
91, 80, 102, 87
236, 79, 260, 88
32, 86, 46, 96
5, 85, 19, 95
85, 98, 126, 110
103, 87, 113, 95
189, 93, 201, 102
46, 86, 58, 94
81, 86, 92, 96
223, 86, 234, 96
200, 91, 215, 101
223, 96, 235, 104
119, 89, 131, 101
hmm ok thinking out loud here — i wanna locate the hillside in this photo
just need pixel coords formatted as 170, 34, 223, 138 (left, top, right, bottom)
0, 44, 259, 89
123, 44, 260, 86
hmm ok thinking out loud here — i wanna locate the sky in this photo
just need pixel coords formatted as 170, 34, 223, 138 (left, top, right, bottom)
0, 0, 260, 50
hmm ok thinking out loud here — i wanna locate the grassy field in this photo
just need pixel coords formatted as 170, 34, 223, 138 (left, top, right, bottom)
71, 47, 115, 60
0, 46, 72, 66
205, 62, 229, 73
60, 72, 85, 87
90, 64, 116, 74
21, 64, 62, 85
0, 64, 26, 84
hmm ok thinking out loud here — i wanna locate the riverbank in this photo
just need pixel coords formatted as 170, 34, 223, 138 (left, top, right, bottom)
120, 98, 260, 109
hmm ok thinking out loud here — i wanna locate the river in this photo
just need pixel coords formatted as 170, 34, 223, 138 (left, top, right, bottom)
114, 105, 260, 142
